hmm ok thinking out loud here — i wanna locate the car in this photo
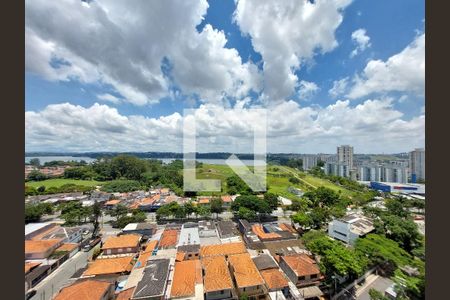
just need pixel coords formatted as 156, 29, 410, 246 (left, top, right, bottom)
25, 289, 37, 300
82, 229, 90, 235
82, 244, 91, 252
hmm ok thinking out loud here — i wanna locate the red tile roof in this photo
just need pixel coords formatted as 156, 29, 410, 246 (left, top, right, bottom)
252, 224, 281, 240
83, 256, 134, 276
202, 256, 233, 292
282, 254, 321, 277
200, 242, 247, 258
53, 280, 111, 300
101, 234, 141, 250
228, 253, 265, 288
171, 260, 203, 298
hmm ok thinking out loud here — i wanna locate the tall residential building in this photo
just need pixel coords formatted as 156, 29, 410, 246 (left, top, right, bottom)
409, 148, 425, 182
358, 163, 408, 184
337, 145, 354, 168
301, 154, 318, 171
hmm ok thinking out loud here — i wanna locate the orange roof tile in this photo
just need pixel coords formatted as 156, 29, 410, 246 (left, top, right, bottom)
83, 256, 134, 276
53, 280, 111, 300
101, 234, 141, 250
260, 269, 289, 290
144, 240, 158, 253
252, 225, 282, 240
200, 242, 247, 258
171, 260, 202, 298
104, 199, 121, 206
25, 262, 41, 274
282, 254, 320, 277
160, 188, 170, 194
279, 223, 296, 233
159, 229, 178, 248
25, 239, 62, 254
176, 251, 186, 262
202, 256, 233, 292
198, 198, 210, 204
135, 241, 158, 268
56, 243, 78, 252
116, 287, 135, 300
221, 195, 232, 203
228, 253, 265, 288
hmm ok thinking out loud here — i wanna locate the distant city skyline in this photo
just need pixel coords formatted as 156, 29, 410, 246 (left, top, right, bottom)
25, 0, 424, 153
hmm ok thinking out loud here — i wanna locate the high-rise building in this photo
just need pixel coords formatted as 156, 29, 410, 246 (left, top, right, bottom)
301, 155, 318, 170
337, 145, 354, 168
409, 148, 425, 182
357, 163, 409, 184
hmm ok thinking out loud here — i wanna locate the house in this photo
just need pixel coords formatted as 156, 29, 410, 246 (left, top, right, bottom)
217, 220, 240, 243
104, 199, 122, 210
197, 197, 211, 205
54, 243, 79, 258
101, 234, 141, 255
116, 287, 135, 300
170, 260, 203, 299
159, 229, 179, 249
177, 244, 200, 260
278, 223, 297, 234
122, 223, 157, 238
53, 279, 114, 300
228, 253, 267, 298
25, 239, 63, 259
135, 240, 158, 268
83, 256, 134, 278
278, 254, 323, 288
177, 223, 200, 247
328, 213, 374, 245
138, 195, 161, 211
131, 259, 170, 300
200, 242, 247, 258
201, 256, 235, 300
252, 254, 289, 295
25, 222, 58, 240
221, 195, 232, 208
252, 224, 282, 241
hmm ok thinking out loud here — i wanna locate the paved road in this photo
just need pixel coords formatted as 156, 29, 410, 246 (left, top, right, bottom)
30, 247, 95, 300
356, 276, 394, 300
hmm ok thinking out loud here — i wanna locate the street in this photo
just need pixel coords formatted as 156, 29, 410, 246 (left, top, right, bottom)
30, 247, 95, 300
355, 275, 394, 300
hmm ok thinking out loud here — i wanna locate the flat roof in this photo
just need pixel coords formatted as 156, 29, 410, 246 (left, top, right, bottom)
132, 259, 170, 299
252, 254, 279, 271
217, 220, 239, 238
177, 226, 200, 247
25, 222, 52, 236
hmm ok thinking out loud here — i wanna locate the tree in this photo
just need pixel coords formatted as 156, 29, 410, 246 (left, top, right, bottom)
210, 198, 224, 219
309, 206, 330, 228
91, 200, 101, 238
264, 193, 279, 210
291, 212, 313, 229
110, 155, 147, 180
289, 177, 300, 184
197, 205, 211, 218
377, 215, 421, 252
368, 289, 389, 300
183, 201, 197, 218
109, 204, 129, 223
238, 207, 257, 221
385, 199, 409, 218
226, 175, 252, 195
29, 158, 41, 167
37, 185, 46, 193
27, 170, 47, 181
354, 234, 411, 273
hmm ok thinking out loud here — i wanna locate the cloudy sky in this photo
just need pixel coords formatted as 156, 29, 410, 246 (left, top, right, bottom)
25, 0, 425, 154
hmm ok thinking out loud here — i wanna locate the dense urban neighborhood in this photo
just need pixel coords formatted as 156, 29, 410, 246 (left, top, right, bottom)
24, 147, 425, 300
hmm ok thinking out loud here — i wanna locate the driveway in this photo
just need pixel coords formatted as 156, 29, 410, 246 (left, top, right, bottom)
356, 276, 394, 300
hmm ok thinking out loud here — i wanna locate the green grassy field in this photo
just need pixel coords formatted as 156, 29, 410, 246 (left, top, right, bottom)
26, 178, 103, 188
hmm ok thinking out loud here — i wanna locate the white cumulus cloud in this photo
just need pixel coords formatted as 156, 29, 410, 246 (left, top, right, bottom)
350, 28, 371, 57
233, 0, 352, 101
347, 33, 425, 99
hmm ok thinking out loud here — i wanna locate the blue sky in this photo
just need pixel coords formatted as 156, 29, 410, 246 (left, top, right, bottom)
25, 0, 425, 153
